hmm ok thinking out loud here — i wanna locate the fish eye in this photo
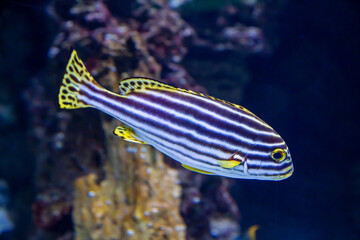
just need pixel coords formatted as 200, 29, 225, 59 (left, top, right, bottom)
271, 148, 287, 162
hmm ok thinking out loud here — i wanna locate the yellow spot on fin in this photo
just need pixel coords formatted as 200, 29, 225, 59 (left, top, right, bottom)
59, 49, 97, 109
217, 160, 241, 168
113, 126, 146, 144
181, 164, 215, 175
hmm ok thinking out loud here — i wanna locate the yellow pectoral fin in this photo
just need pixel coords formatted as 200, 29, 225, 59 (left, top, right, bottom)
217, 160, 241, 168
181, 164, 215, 175
113, 126, 146, 144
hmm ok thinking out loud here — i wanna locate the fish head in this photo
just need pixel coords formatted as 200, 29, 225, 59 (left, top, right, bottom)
243, 137, 294, 180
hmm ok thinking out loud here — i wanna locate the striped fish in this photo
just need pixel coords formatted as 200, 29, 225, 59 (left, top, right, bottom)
58, 50, 293, 180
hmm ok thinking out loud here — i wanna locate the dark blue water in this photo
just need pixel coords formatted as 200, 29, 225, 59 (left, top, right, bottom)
234, 1, 360, 239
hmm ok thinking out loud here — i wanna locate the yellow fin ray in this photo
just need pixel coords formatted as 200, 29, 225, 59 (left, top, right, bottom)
113, 126, 146, 144
181, 164, 215, 175
217, 160, 241, 168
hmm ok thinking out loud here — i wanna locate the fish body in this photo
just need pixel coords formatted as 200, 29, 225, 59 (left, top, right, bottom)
59, 50, 293, 180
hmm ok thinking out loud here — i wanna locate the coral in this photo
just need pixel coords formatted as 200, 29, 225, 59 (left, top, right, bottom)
26, 0, 281, 239
54, 2, 189, 238
73, 151, 185, 239
26, 76, 105, 239
27, 1, 188, 239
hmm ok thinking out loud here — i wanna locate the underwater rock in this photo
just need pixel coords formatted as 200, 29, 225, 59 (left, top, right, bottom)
73, 150, 185, 239
26, 76, 105, 238
178, 0, 288, 55
26, 0, 284, 239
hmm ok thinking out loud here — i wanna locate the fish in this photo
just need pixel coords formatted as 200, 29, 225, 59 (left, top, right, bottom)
58, 50, 293, 180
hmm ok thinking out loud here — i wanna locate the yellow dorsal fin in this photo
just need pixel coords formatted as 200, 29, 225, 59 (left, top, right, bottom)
118, 78, 175, 95
113, 126, 146, 144
118, 78, 252, 113
217, 160, 241, 168
181, 164, 215, 175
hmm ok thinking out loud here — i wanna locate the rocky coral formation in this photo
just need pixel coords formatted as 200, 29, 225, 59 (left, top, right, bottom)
27, 0, 280, 239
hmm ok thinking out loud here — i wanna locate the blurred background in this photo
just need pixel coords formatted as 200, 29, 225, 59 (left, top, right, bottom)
0, 0, 359, 239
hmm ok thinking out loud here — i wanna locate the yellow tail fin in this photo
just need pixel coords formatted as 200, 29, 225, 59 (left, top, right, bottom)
58, 50, 95, 109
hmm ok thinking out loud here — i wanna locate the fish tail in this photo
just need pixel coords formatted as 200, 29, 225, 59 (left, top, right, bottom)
58, 50, 99, 109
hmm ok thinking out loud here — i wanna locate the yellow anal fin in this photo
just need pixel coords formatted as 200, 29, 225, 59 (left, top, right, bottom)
181, 164, 215, 175
217, 160, 241, 168
113, 126, 146, 144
